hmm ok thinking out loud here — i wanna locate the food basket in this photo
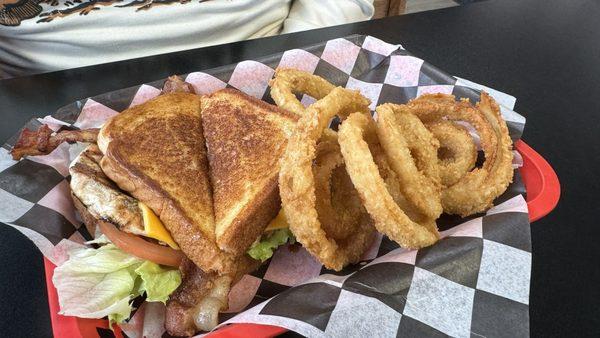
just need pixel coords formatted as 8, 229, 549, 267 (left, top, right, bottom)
42, 138, 560, 338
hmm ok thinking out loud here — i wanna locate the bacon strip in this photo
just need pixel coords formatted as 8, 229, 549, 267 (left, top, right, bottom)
10, 125, 99, 160
165, 257, 259, 336
11, 74, 192, 160
162, 75, 196, 94
165, 258, 222, 336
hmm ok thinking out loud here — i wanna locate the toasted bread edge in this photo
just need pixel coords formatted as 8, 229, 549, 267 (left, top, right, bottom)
216, 174, 282, 255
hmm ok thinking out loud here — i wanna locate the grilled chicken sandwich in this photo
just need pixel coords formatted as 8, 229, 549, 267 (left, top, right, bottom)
97, 91, 246, 274
12, 76, 299, 336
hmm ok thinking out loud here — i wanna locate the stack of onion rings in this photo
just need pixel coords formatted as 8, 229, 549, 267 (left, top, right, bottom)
270, 68, 514, 270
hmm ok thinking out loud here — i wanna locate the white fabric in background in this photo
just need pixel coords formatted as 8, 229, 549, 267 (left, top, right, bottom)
0, 0, 374, 78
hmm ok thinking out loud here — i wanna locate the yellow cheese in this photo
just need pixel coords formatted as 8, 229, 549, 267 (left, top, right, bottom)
264, 209, 289, 232
139, 202, 180, 250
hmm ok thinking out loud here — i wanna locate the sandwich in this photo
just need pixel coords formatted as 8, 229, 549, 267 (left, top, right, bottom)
95, 85, 298, 335
11, 76, 300, 336
96, 90, 241, 274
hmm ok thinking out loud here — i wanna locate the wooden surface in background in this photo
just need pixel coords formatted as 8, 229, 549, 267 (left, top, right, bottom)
374, 0, 407, 18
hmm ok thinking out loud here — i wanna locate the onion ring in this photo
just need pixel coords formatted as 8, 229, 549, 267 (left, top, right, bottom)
338, 113, 440, 249
279, 87, 374, 271
375, 104, 442, 220
364, 129, 435, 232
407, 93, 498, 170
269, 68, 335, 115
407, 93, 513, 216
314, 130, 372, 241
427, 121, 477, 187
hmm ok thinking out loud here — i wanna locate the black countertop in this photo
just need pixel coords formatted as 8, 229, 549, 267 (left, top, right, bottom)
1, 0, 599, 336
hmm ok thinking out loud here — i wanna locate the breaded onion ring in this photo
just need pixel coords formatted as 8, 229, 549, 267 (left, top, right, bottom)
368, 134, 439, 236
314, 130, 372, 241
269, 68, 335, 115
338, 113, 440, 249
375, 104, 442, 220
407, 93, 513, 216
427, 121, 477, 187
279, 87, 374, 271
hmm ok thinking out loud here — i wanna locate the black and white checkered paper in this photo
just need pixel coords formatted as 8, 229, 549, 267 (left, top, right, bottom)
0, 35, 530, 338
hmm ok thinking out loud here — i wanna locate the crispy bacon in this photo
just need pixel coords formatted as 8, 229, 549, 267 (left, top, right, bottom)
10, 125, 99, 160
162, 75, 196, 94
166, 258, 223, 336
165, 257, 260, 336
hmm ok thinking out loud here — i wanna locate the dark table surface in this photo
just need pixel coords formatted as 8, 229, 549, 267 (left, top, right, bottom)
2, 0, 599, 336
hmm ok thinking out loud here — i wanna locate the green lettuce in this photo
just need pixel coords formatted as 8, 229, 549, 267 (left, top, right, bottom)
135, 261, 181, 303
52, 243, 181, 326
247, 228, 295, 262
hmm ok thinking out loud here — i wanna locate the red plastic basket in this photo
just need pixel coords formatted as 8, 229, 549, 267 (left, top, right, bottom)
43, 140, 559, 338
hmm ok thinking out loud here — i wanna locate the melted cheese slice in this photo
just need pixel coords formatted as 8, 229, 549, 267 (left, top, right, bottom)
139, 202, 180, 250
264, 209, 289, 232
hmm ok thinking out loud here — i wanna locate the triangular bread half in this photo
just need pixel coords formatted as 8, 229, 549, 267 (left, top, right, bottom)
201, 89, 298, 255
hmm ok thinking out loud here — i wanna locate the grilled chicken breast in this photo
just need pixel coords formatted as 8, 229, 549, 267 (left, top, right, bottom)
69, 144, 145, 236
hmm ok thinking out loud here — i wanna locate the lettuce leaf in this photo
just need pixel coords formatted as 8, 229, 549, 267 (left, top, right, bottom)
135, 261, 181, 303
52, 243, 181, 326
247, 228, 295, 262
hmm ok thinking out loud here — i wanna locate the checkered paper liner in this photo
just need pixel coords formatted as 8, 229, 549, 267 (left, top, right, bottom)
0, 35, 530, 338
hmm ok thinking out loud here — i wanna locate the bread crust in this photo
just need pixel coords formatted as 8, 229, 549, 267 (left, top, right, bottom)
217, 176, 282, 254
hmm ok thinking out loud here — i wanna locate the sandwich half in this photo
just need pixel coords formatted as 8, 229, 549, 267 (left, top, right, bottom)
12, 78, 298, 336
201, 89, 298, 256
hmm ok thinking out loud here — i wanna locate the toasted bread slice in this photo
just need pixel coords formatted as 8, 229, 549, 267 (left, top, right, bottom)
201, 89, 298, 255
97, 92, 237, 273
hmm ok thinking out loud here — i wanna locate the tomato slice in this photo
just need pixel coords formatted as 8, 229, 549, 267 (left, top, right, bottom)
98, 220, 184, 267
